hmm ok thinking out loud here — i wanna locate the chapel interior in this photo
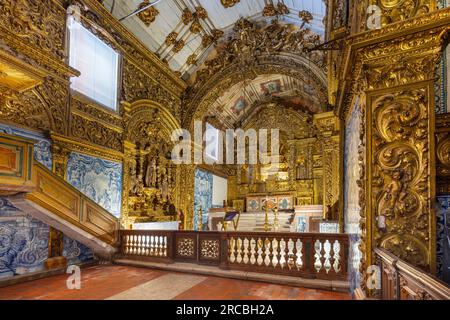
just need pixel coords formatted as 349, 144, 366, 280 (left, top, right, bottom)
0, 0, 449, 301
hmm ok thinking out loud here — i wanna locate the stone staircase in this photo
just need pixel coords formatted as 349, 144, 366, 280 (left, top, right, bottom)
234, 212, 294, 232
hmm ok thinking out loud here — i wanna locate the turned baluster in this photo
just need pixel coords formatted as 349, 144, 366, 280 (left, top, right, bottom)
157, 235, 162, 256
268, 237, 274, 268
161, 236, 167, 257
292, 238, 299, 270
131, 235, 137, 255
319, 239, 326, 274
329, 240, 336, 274
249, 237, 256, 265
242, 237, 249, 264
283, 238, 290, 269
261, 237, 267, 267
142, 235, 147, 256
275, 238, 283, 269
240, 237, 246, 264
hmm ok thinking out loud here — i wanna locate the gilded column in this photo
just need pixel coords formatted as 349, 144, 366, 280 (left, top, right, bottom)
314, 112, 341, 220
121, 141, 136, 229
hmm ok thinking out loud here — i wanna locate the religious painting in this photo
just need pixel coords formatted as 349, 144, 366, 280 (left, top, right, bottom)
231, 97, 248, 115
246, 197, 260, 212
260, 80, 281, 95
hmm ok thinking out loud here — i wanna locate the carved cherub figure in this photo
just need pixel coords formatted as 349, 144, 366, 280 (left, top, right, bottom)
383, 169, 407, 217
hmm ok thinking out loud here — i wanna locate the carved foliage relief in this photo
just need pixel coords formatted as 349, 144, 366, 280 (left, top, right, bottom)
371, 0, 435, 27
371, 88, 431, 269
0, 0, 66, 59
0, 79, 68, 135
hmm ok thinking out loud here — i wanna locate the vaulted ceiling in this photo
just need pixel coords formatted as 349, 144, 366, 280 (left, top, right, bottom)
205, 74, 325, 128
101, 0, 326, 79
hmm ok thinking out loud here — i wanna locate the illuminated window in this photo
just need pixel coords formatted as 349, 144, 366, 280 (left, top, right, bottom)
205, 123, 219, 161
68, 17, 119, 110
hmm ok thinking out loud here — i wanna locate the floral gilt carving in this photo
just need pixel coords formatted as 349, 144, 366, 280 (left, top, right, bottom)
371, 89, 431, 269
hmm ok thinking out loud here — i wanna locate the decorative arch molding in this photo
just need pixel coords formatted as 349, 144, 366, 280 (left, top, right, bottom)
182, 17, 327, 129
124, 99, 180, 144
183, 56, 327, 130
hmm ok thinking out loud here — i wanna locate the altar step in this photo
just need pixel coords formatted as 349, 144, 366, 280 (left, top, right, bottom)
236, 212, 294, 232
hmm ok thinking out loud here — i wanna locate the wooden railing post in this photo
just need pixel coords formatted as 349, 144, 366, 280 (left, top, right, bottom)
219, 232, 229, 270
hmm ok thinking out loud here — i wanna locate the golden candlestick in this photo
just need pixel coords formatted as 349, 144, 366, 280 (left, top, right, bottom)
264, 203, 270, 232
198, 207, 203, 231
273, 206, 279, 231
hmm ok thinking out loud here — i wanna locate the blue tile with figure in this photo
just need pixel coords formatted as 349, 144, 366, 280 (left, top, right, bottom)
0, 198, 95, 278
194, 169, 213, 231
66, 152, 123, 218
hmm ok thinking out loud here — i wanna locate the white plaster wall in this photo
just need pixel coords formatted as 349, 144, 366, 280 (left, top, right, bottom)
212, 175, 228, 207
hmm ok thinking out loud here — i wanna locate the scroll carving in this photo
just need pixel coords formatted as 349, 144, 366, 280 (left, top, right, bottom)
371, 89, 431, 269
70, 114, 123, 152
0, 0, 66, 59
0, 78, 67, 134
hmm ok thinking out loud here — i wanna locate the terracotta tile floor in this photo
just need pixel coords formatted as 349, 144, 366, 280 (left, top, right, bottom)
0, 265, 351, 300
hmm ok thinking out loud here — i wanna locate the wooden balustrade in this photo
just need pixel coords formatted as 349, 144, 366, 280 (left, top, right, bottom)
119, 230, 349, 280
375, 248, 450, 300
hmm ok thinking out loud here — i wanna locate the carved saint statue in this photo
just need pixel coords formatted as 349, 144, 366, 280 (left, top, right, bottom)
129, 160, 138, 195
145, 155, 157, 187
296, 155, 307, 180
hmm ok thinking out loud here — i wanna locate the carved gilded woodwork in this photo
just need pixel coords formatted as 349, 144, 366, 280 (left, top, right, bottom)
263, 3, 289, 17
227, 104, 340, 212
221, 0, 240, 8
184, 18, 326, 128
165, 32, 178, 46
0, 78, 68, 134
50, 132, 124, 164
369, 0, 436, 26
122, 60, 180, 120
122, 101, 182, 225
71, 96, 123, 129
137, 0, 159, 27
187, 54, 197, 66
370, 88, 432, 269
70, 114, 123, 152
51, 142, 70, 179
0, 0, 66, 60
173, 40, 185, 53
0, 50, 47, 92
333, 6, 450, 298
436, 113, 450, 195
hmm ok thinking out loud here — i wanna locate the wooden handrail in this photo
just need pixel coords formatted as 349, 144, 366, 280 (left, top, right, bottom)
119, 229, 350, 280
375, 248, 450, 300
